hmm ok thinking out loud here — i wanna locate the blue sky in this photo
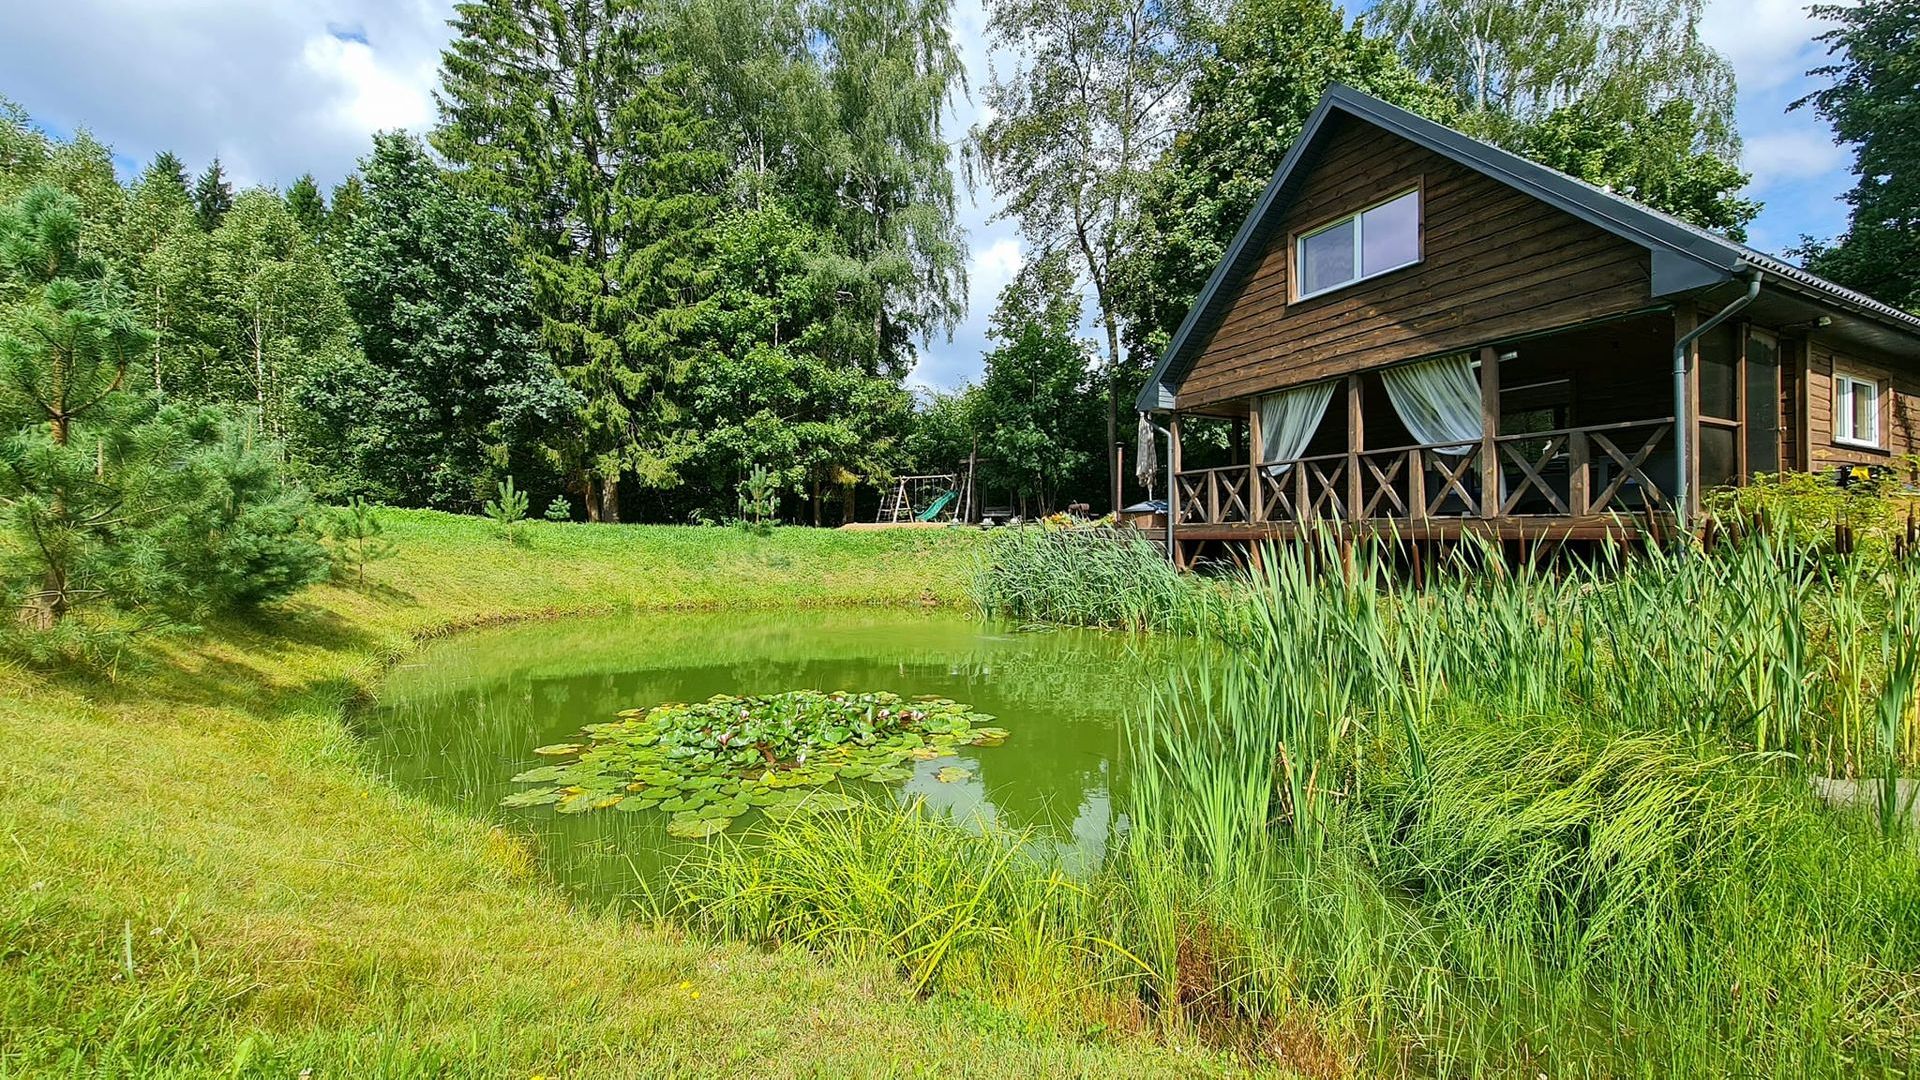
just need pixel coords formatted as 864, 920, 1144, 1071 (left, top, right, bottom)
0, 0, 1860, 391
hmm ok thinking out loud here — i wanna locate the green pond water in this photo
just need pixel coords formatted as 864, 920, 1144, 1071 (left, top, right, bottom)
364, 607, 1190, 906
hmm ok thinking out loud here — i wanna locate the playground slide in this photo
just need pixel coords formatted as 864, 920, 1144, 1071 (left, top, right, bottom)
915, 490, 957, 522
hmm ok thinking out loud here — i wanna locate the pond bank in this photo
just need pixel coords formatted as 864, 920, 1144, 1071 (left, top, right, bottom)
365, 607, 1201, 898
0, 511, 1243, 1078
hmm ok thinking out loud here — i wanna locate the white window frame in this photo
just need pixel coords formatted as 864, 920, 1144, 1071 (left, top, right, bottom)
1292, 188, 1423, 302
1833, 371, 1882, 449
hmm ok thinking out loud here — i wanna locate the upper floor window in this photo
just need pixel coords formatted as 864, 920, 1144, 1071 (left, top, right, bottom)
1834, 371, 1881, 448
1294, 188, 1421, 300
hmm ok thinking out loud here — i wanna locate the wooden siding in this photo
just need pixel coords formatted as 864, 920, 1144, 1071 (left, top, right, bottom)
1177, 118, 1654, 409
1806, 340, 1920, 471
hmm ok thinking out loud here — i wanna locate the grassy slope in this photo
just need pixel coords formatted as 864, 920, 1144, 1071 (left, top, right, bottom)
0, 511, 1240, 1079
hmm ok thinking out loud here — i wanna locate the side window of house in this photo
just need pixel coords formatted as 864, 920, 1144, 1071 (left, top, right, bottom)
1834, 372, 1880, 447
1295, 189, 1420, 300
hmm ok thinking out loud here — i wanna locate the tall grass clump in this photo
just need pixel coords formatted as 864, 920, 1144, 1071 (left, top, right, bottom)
655, 801, 1109, 1026
701, 516, 1920, 1074
1099, 525, 1920, 1074
972, 527, 1229, 635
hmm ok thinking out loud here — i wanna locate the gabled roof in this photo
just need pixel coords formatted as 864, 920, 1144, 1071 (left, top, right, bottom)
1138, 83, 1920, 411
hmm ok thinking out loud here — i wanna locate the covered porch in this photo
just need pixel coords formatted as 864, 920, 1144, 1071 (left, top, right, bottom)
1162, 310, 1766, 551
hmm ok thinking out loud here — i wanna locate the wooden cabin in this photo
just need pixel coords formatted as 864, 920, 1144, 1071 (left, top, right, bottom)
1136, 85, 1920, 565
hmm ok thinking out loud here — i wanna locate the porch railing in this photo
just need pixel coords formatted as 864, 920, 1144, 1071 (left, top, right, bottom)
1172, 418, 1675, 527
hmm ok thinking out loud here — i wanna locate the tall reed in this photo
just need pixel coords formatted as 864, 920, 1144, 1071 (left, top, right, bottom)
973, 527, 1231, 636
669, 521, 1920, 1073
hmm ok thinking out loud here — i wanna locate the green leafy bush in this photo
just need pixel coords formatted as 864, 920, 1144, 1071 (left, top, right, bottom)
1706, 464, 1919, 558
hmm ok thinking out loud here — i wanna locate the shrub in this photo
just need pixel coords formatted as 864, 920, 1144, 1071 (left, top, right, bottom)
1706, 464, 1920, 558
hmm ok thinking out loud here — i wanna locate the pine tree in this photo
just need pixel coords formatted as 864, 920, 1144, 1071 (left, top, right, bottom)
0, 186, 152, 626
192, 158, 233, 231
0, 184, 328, 627
285, 173, 327, 238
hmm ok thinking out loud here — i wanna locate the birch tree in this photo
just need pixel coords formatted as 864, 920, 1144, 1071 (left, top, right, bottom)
971, 0, 1215, 509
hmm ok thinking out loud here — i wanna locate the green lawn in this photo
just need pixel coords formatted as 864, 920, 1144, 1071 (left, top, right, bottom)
0, 512, 1245, 1078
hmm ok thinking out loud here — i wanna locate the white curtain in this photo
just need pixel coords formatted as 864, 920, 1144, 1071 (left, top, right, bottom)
1258, 380, 1337, 475
1381, 354, 1482, 455
1134, 413, 1158, 492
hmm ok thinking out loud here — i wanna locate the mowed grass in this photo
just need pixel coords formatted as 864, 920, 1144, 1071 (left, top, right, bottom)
0, 510, 1241, 1078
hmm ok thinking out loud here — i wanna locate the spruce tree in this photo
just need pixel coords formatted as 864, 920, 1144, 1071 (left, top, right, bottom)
325, 174, 366, 247
191, 158, 234, 231
285, 173, 327, 238
123, 153, 204, 395
434, 0, 723, 522
148, 150, 189, 194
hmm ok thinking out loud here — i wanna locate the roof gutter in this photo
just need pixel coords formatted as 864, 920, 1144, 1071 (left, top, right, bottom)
1672, 266, 1761, 528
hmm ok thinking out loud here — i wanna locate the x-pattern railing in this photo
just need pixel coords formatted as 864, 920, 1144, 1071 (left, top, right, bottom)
1171, 417, 1676, 527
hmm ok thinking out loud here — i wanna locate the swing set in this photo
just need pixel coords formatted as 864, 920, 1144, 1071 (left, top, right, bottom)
876, 471, 972, 524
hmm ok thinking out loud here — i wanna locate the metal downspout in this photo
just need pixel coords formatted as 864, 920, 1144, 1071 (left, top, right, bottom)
1147, 413, 1175, 562
1673, 266, 1762, 528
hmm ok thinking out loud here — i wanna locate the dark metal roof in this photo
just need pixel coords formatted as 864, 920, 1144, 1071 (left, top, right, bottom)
1137, 83, 1920, 412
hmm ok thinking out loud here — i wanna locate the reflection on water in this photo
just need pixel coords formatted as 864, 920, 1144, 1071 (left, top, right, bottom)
363, 608, 1192, 908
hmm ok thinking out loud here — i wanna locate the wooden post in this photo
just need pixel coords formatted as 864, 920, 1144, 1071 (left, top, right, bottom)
1294, 456, 1310, 523
1347, 374, 1364, 522
1479, 346, 1501, 518
1568, 430, 1590, 517
1206, 469, 1220, 525
1794, 338, 1813, 473
1408, 447, 1427, 521
1248, 398, 1264, 523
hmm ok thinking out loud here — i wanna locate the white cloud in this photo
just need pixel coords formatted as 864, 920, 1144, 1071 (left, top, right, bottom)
301, 35, 438, 138
1743, 128, 1850, 189
1701, 0, 1852, 93
971, 237, 1025, 304
0, 0, 453, 189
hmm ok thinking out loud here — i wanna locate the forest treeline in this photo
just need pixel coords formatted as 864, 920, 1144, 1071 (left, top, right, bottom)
2, 0, 1912, 525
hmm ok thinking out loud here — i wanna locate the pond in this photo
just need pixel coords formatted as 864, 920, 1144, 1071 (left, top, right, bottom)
363, 607, 1191, 907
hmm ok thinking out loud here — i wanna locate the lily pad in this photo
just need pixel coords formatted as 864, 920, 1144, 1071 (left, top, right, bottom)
934, 766, 973, 783
666, 815, 733, 839
502, 689, 1008, 822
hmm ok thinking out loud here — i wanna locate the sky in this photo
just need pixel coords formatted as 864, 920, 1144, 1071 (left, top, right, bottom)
0, 0, 1859, 391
